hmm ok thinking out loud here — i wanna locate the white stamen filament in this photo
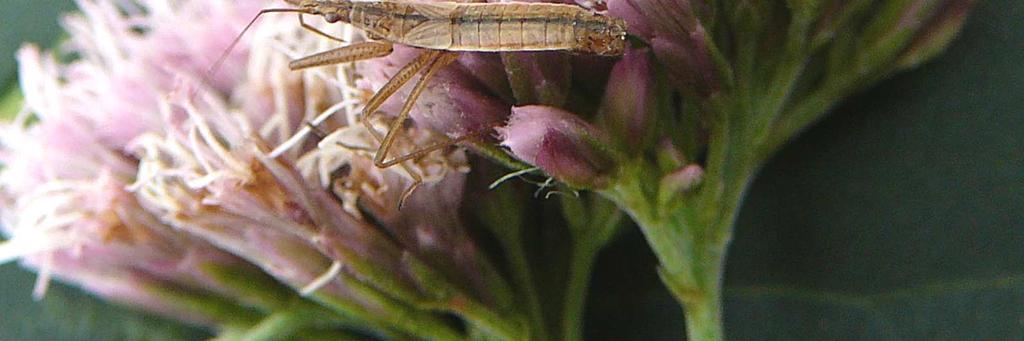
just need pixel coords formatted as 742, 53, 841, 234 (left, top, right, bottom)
184, 102, 249, 175
268, 99, 353, 158
32, 251, 54, 300
299, 261, 343, 296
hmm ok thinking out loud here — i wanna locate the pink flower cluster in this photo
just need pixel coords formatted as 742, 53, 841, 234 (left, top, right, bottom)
0, 0, 502, 334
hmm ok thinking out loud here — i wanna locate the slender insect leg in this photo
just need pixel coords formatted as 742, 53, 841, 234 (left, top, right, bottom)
375, 131, 482, 168
359, 50, 446, 142
270, 42, 395, 157
374, 52, 461, 169
371, 52, 461, 205
354, 50, 447, 206
289, 41, 393, 70
297, 13, 346, 43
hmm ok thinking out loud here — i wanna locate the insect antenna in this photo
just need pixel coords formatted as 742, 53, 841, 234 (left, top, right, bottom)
201, 8, 313, 93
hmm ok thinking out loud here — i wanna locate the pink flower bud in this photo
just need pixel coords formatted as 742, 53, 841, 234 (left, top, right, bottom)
661, 164, 704, 194
897, 0, 977, 69
599, 48, 657, 147
502, 52, 572, 106
497, 106, 614, 188
456, 53, 514, 101
609, 0, 719, 96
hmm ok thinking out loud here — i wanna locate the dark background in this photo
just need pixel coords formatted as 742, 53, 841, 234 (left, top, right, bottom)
1, 0, 1021, 339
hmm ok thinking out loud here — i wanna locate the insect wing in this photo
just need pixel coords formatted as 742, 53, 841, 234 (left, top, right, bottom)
402, 3, 458, 49
408, 2, 457, 18
401, 22, 454, 49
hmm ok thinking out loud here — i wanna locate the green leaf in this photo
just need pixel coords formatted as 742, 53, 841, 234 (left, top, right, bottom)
0, 265, 210, 340
1, 86, 23, 121
0, 1, 76, 89
586, 0, 1023, 338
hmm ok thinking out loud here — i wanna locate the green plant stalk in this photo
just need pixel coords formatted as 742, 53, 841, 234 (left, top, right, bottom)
591, 0, 973, 336
503, 232, 548, 340
679, 279, 724, 341
238, 307, 317, 341
600, 11, 811, 336
294, 329, 366, 341
559, 239, 600, 341
143, 279, 264, 331
309, 273, 464, 340
445, 294, 526, 340
199, 263, 294, 311
602, 74, 767, 339
604, 161, 750, 341
559, 197, 622, 341
396, 247, 524, 340
600, 38, 881, 340
194, 249, 440, 338
232, 303, 369, 341
478, 181, 548, 340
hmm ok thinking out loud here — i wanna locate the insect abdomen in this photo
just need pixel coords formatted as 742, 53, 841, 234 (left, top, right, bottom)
448, 3, 580, 52
350, 1, 625, 55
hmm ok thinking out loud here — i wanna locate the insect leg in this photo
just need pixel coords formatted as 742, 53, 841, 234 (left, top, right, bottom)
374, 52, 461, 169
374, 131, 481, 168
270, 42, 395, 157
355, 50, 449, 206
370, 52, 461, 205
359, 50, 447, 142
297, 13, 346, 43
289, 41, 393, 70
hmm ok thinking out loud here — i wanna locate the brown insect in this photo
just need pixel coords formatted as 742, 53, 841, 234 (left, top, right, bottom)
228, 0, 627, 203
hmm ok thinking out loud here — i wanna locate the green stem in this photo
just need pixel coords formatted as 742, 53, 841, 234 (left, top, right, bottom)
237, 302, 365, 341
445, 294, 525, 340
309, 274, 463, 340
682, 286, 724, 341
239, 307, 312, 341
144, 280, 263, 331
663, 240, 728, 341
560, 200, 622, 341
603, 159, 749, 341
560, 242, 598, 341
295, 330, 364, 341
505, 236, 548, 341
479, 182, 547, 340
646, 217, 728, 341
395, 247, 523, 340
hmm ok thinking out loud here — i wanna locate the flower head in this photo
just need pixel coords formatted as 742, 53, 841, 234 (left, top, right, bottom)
0, 2, 264, 315
2, 0, 507, 334
0, 0, 978, 338
498, 105, 614, 188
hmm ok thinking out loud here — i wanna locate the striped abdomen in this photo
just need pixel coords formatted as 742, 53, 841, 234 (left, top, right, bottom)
348, 1, 627, 56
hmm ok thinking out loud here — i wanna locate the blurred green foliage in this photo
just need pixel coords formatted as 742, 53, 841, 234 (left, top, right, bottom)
589, 0, 1024, 339
0, 265, 209, 340
1, 87, 23, 120
0, 1, 76, 89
